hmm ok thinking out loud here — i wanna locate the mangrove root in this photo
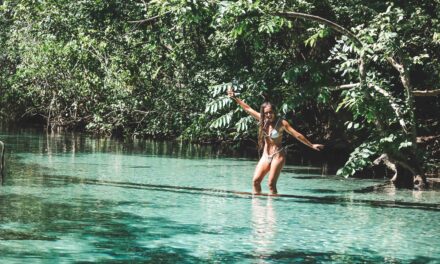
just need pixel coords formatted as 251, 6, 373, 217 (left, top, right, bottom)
373, 154, 397, 182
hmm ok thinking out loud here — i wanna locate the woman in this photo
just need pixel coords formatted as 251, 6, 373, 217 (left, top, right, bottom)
228, 89, 324, 195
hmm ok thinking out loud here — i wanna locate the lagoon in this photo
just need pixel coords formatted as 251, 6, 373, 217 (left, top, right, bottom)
0, 130, 439, 263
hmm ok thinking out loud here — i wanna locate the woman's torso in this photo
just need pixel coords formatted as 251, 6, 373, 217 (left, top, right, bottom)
263, 119, 285, 156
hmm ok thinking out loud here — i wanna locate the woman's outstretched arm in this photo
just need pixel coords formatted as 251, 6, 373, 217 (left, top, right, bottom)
281, 120, 324, 151
227, 88, 260, 120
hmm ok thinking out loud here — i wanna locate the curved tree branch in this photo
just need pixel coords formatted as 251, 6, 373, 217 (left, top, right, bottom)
273, 11, 387, 132
273, 11, 363, 48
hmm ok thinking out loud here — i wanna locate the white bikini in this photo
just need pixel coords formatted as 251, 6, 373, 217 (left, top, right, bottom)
264, 119, 286, 164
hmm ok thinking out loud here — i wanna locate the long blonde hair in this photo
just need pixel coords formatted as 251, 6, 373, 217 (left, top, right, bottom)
258, 102, 276, 151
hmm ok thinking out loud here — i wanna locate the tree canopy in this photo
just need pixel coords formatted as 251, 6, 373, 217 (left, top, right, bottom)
1, 0, 439, 188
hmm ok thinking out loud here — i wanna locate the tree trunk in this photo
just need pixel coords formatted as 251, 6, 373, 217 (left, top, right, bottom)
386, 57, 427, 188
393, 165, 416, 189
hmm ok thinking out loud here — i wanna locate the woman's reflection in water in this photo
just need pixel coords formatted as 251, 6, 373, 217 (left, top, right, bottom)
251, 196, 277, 259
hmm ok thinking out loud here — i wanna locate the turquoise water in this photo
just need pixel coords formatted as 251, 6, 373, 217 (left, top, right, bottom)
0, 130, 439, 263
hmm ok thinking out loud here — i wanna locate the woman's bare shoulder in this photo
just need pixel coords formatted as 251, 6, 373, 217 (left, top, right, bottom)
280, 119, 296, 131
281, 119, 290, 126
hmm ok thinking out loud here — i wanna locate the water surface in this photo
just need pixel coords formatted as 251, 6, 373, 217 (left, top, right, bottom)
0, 130, 439, 263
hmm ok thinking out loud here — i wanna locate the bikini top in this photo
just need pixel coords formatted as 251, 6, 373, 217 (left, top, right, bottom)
267, 119, 281, 139
270, 128, 280, 139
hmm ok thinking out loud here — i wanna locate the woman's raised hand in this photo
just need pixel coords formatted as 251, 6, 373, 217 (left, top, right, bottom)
312, 144, 324, 151
227, 86, 236, 98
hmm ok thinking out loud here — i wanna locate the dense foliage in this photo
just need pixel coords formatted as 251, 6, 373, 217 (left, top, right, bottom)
1, 0, 439, 187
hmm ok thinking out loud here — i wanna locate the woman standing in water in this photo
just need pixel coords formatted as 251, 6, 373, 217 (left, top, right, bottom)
228, 88, 324, 195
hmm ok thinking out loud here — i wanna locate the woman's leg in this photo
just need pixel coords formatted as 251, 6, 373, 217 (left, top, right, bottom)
252, 156, 271, 194
267, 154, 286, 195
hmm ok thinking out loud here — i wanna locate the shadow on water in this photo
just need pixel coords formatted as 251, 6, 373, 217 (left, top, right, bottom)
289, 175, 331, 180
303, 188, 343, 194
282, 168, 322, 174
88, 248, 437, 264
0, 191, 218, 262
0, 229, 57, 241
241, 249, 438, 264
353, 183, 396, 193
12, 172, 440, 212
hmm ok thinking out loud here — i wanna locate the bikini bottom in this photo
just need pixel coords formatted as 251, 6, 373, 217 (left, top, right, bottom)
264, 147, 286, 164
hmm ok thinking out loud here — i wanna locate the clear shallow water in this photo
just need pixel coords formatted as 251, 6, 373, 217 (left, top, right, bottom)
0, 130, 439, 263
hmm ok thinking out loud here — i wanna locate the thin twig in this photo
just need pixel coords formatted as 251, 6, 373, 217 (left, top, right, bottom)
128, 11, 172, 24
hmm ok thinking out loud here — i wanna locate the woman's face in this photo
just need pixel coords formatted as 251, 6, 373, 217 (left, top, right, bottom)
263, 105, 275, 122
